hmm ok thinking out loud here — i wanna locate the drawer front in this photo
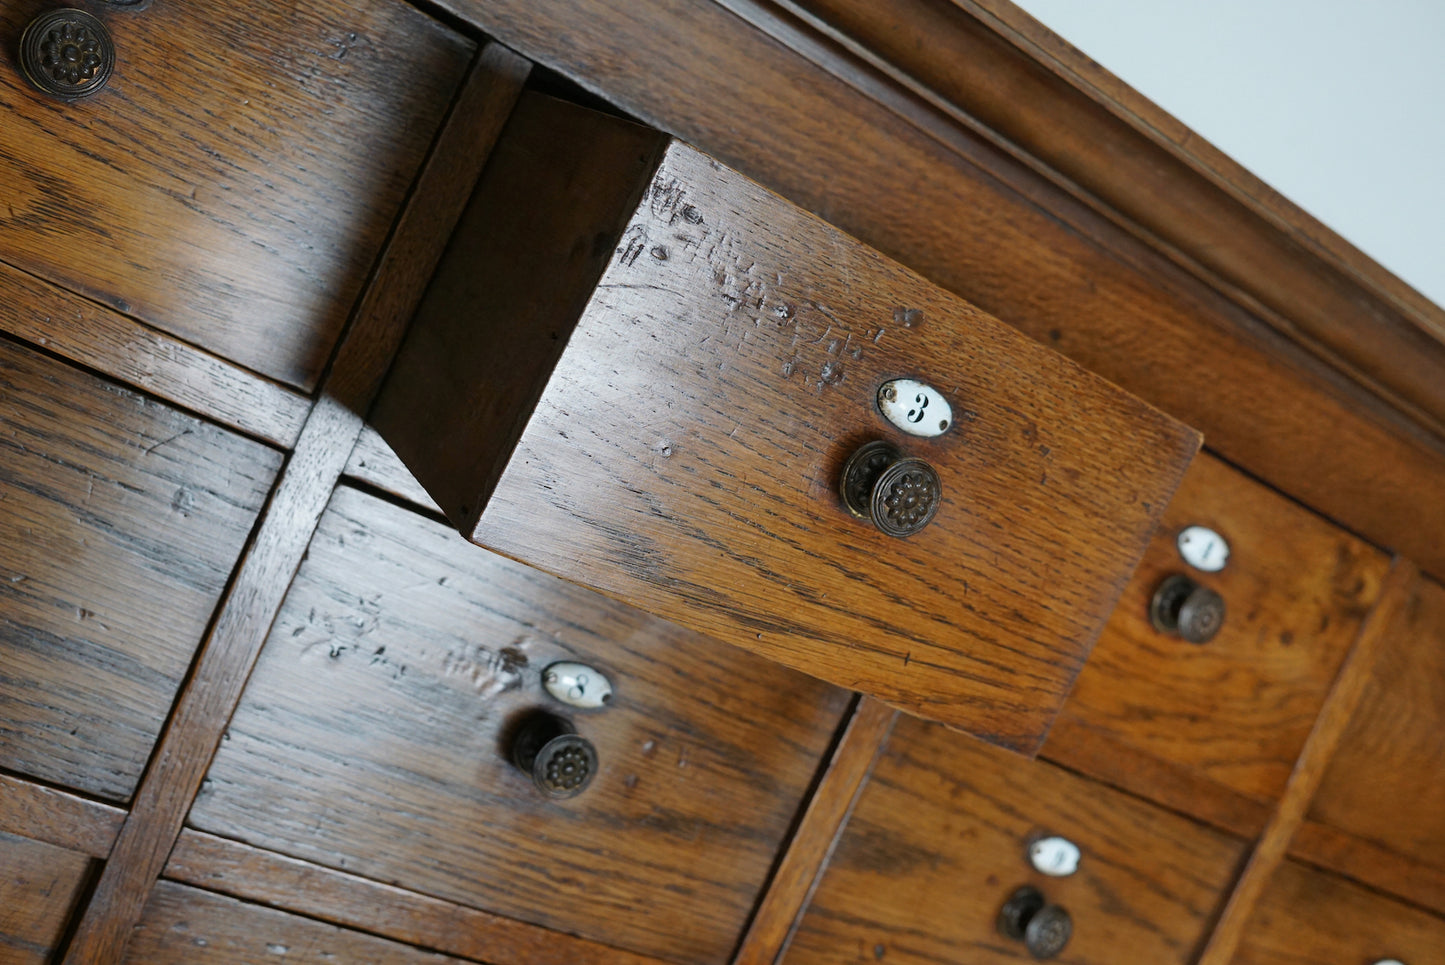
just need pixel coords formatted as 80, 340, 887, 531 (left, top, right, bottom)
126, 882, 468, 964
1045, 454, 1390, 824
0, 339, 280, 801
1235, 861, 1445, 965
785, 715, 1245, 964
375, 93, 1200, 750
0, 0, 471, 389
1304, 575, 1445, 889
188, 486, 851, 964
0, 830, 94, 965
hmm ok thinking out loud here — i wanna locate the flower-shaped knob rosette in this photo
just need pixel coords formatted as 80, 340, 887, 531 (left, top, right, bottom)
20, 9, 116, 101
839, 441, 942, 539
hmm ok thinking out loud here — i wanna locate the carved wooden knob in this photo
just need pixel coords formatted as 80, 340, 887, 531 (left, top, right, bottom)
839, 440, 942, 538
1149, 573, 1226, 644
20, 9, 115, 101
510, 711, 597, 799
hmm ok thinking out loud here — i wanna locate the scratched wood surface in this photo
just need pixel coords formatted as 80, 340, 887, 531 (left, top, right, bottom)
429, 0, 1445, 589
123, 882, 474, 965
344, 424, 439, 512
1299, 574, 1445, 913
784, 714, 1246, 964
0, 0, 471, 389
187, 486, 850, 965
1231, 860, 1445, 965
376, 94, 1200, 749
0, 831, 94, 965
0, 772, 125, 858
1043, 454, 1390, 832
0, 337, 281, 801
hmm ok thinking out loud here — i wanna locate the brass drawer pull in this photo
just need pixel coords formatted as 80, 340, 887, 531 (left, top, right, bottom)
997, 885, 1072, 959
510, 711, 598, 799
839, 440, 942, 538
1149, 573, 1225, 644
20, 9, 115, 101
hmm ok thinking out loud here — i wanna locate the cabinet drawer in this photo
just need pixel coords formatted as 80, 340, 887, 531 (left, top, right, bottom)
785, 715, 1245, 964
373, 93, 1199, 749
126, 882, 471, 964
0, 830, 94, 965
1297, 574, 1445, 908
1234, 860, 1445, 965
0, 0, 471, 389
0, 338, 280, 801
1044, 454, 1390, 830
188, 486, 850, 965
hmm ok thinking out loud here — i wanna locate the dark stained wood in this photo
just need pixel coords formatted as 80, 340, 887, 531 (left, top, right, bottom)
375, 93, 1200, 749
1300, 572, 1445, 914
57, 48, 530, 965
0, 773, 125, 858
165, 831, 668, 965
734, 696, 897, 965
0, 831, 96, 965
785, 715, 1247, 964
787, 0, 1445, 434
1291, 820, 1445, 921
124, 881, 475, 965
0, 0, 472, 389
427, 0, 1445, 584
0, 262, 309, 447
188, 485, 852, 965
0, 337, 281, 801
1232, 860, 1445, 965
1196, 558, 1419, 965
344, 424, 439, 513
1044, 454, 1391, 829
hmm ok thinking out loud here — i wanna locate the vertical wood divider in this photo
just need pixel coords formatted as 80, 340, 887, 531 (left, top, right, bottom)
1194, 557, 1420, 965
58, 44, 531, 965
733, 695, 899, 965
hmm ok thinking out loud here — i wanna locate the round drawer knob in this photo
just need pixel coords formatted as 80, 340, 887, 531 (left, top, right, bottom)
997, 885, 1072, 960
1149, 573, 1226, 644
839, 440, 942, 538
20, 9, 116, 101
510, 711, 598, 799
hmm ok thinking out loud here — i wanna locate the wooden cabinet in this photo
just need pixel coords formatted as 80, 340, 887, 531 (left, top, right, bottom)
0, 831, 94, 965
124, 882, 473, 965
0, 0, 471, 389
1045, 453, 1391, 833
373, 92, 1200, 750
187, 486, 850, 964
1233, 860, 1445, 965
783, 714, 1246, 964
0, 338, 280, 801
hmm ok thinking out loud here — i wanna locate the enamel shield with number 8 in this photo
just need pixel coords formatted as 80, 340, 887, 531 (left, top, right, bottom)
543, 662, 613, 709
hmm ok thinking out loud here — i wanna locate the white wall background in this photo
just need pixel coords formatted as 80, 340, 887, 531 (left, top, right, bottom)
1013, 0, 1445, 310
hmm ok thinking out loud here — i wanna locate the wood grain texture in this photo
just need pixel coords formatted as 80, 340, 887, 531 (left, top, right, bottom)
0, 831, 95, 965
785, 714, 1247, 964
1043, 454, 1391, 829
788, 0, 1445, 433
57, 49, 530, 965
0, 772, 125, 859
429, 0, 1445, 584
124, 881, 473, 965
1232, 860, 1445, 965
1300, 572, 1445, 913
166, 831, 670, 965
0, 0, 472, 389
1291, 820, 1445, 921
343, 425, 439, 513
1195, 558, 1419, 965
378, 95, 1200, 748
0, 262, 309, 447
0, 337, 281, 801
734, 696, 897, 965
188, 485, 851, 965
